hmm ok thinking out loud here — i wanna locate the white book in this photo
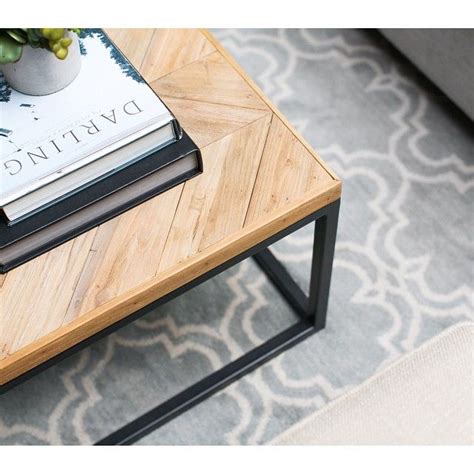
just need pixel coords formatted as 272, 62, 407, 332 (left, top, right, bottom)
0, 29, 180, 210
3, 125, 175, 222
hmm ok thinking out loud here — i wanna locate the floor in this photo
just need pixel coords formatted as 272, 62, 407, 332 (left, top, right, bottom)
0, 29, 472, 445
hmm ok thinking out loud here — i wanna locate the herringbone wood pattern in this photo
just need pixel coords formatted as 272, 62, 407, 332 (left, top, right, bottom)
0, 29, 341, 386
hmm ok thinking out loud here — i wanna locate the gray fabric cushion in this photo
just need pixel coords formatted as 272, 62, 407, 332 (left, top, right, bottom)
380, 29, 474, 120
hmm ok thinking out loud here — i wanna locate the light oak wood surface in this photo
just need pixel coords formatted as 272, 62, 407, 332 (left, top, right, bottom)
0, 29, 341, 386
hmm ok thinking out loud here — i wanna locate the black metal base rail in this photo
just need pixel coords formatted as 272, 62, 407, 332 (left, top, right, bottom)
0, 199, 340, 446
97, 320, 315, 445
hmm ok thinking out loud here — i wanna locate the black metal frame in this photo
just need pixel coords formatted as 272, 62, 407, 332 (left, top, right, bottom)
0, 199, 340, 446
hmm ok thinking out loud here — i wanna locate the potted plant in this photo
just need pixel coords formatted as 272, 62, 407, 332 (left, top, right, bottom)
0, 28, 82, 96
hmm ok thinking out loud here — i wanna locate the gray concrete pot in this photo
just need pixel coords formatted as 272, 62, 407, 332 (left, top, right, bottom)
2, 33, 81, 96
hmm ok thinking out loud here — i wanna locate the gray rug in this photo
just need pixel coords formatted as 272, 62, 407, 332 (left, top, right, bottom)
1, 29, 472, 445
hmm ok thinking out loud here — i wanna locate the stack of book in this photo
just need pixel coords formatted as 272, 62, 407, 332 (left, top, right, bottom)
0, 30, 202, 273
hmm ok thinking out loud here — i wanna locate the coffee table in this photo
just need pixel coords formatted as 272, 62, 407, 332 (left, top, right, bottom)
0, 29, 341, 444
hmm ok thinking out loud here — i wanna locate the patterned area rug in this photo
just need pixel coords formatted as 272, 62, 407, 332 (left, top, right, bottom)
1, 29, 472, 445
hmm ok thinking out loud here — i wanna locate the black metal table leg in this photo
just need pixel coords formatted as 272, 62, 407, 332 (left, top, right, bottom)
252, 198, 339, 327
307, 197, 340, 330
96, 199, 340, 445
253, 248, 309, 319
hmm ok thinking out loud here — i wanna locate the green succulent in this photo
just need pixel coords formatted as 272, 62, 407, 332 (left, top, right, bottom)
0, 32, 23, 64
0, 28, 81, 65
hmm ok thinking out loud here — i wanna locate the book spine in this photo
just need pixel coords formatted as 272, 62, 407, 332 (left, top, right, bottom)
0, 166, 202, 273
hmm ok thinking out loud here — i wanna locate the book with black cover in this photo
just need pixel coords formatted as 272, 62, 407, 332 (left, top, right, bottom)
0, 131, 202, 273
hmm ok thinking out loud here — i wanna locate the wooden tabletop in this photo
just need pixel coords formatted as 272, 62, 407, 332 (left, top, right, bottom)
0, 29, 341, 387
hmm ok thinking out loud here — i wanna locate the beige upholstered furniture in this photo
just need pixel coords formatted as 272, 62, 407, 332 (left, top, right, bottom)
272, 322, 473, 445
